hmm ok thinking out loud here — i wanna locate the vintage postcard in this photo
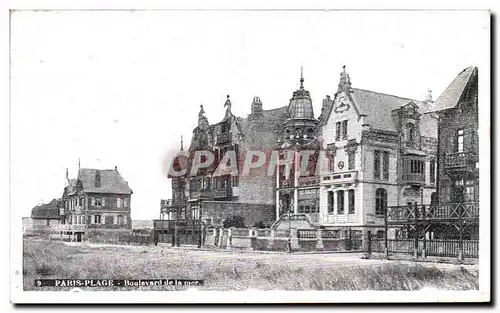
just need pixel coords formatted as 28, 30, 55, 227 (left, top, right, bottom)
9, 7, 491, 304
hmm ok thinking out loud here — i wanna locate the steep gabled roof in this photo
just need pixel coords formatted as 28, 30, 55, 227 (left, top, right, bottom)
351, 88, 415, 131
321, 87, 436, 137
31, 199, 60, 219
427, 66, 477, 113
78, 168, 133, 194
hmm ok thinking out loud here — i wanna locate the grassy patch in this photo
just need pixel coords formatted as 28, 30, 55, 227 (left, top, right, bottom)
23, 239, 479, 291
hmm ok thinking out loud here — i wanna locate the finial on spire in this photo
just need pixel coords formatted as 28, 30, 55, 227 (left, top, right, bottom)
300, 66, 304, 90
66, 168, 68, 180
199, 104, 205, 116
180, 135, 184, 151
224, 95, 231, 108
78, 158, 80, 170
338, 65, 352, 92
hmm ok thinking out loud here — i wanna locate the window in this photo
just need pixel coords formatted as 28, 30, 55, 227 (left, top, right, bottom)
124, 198, 129, 208
348, 151, 355, 170
465, 180, 475, 201
376, 230, 385, 239
336, 122, 341, 141
327, 191, 334, 214
78, 198, 83, 206
87, 216, 92, 224
90, 197, 95, 207
457, 129, 464, 152
430, 160, 436, 184
406, 123, 415, 143
94, 214, 101, 224
105, 215, 114, 225
117, 198, 122, 208
117, 215, 124, 225
431, 192, 437, 205
375, 188, 387, 216
383, 151, 389, 180
348, 190, 355, 214
337, 190, 345, 214
342, 120, 348, 139
374, 150, 381, 179
232, 175, 239, 187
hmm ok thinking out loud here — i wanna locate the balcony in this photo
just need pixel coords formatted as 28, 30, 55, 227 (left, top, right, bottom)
445, 152, 477, 169
216, 132, 231, 144
400, 172, 426, 185
321, 170, 358, 185
189, 189, 213, 199
213, 187, 232, 198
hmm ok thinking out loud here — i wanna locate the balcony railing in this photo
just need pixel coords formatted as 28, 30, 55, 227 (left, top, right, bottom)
189, 189, 213, 199
400, 172, 426, 185
321, 170, 358, 185
298, 177, 319, 187
445, 152, 477, 168
213, 187, 232, 198
279, 179, 294, 188
386, 202, 479, 221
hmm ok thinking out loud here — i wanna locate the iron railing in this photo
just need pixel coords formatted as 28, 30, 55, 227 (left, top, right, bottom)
445, 152, 476, 168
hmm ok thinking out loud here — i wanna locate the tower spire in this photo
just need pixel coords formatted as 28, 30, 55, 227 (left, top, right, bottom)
78, 158, 80, 170
180, 135, 184, 151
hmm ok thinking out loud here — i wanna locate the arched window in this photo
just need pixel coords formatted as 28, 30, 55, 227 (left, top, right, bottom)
430, 192, 437, 205
375, 188, 387, 216
406, 123, 415, 143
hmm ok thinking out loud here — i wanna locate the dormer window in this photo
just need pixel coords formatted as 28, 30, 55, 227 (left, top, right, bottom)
95, 170, 101, 188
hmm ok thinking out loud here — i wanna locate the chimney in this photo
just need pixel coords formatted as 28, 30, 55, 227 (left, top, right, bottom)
115, 166, 118, 171
251, 96, 263, 117
95, 170, 101, 188
425, 89, 433, 102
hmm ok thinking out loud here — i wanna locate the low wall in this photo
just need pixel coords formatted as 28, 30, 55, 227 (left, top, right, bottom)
201, 201, 275, 227
208, 227, 364, 252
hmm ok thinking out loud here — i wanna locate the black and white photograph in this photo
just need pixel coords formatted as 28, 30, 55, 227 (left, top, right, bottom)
7, 4, 491, 304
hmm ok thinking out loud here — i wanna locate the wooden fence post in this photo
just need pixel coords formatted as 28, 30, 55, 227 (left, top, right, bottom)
367, 230, 372, 256
316, 229, 324, 250
414, 203, 418, 259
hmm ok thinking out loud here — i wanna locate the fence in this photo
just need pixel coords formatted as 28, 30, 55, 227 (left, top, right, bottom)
371, 238, 479, 258
118, 233, 153, 245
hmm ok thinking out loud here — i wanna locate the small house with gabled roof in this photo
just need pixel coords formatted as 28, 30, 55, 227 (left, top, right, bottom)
61, 166, 133, 229
30, 198, 61, 229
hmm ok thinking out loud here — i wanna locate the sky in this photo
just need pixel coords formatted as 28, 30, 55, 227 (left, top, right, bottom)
10, 10, 489, 220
